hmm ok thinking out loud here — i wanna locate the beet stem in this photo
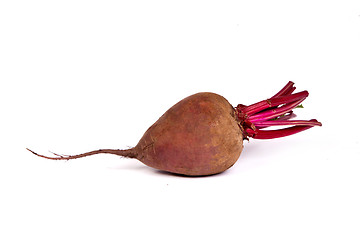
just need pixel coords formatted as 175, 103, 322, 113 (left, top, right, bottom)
255, 112, 298, 129
26, 148, 137, 160
275, 111, 296, 121
242, 81, 295, 115
271, 81, 295, 98
253, 119, 322, 127
249, 97, 306, 122
235, 82, 322, 139
246, 125, 316, 139
243, 91, 309, 116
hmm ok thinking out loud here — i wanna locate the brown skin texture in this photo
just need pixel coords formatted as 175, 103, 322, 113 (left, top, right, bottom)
133, 92, 243, 176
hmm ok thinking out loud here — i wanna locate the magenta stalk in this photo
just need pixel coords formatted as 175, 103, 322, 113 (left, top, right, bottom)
235, 81, 322, 139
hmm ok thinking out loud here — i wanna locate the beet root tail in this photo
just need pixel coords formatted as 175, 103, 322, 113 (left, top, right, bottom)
26, 148, 137, 160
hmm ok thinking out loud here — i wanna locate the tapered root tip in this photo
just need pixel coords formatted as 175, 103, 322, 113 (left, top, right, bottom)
26, 148, 68, 160
26, 147, 138, 160
26, 148, 37, 155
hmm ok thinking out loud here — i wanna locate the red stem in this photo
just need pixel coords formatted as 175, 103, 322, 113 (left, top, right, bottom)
253, 119, 321, 128
235, 81, 321, 139
246, 125, 316, 139
242, 91, 308, 116
255, 112, 297, 129
271, 81, 296, 98
249, 97, 306, 122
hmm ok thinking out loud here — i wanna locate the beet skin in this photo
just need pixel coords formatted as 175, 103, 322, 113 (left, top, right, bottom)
133, 92, 243, 176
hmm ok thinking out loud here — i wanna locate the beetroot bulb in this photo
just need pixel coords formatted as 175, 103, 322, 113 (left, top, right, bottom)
27, 81, 321, 176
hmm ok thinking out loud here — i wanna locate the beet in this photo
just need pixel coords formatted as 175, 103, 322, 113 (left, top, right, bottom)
27, 81, 321, 176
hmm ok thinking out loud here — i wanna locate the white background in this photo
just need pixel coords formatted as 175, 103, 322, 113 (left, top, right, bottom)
1, 1, 359, 239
